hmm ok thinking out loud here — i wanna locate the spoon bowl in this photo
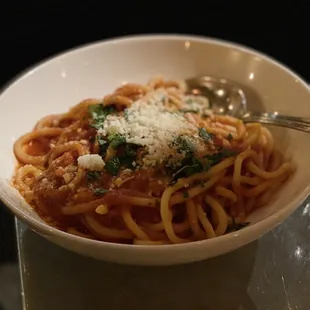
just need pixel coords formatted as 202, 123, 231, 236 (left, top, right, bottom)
185, 76, 247, 116
186, 75, 310, 133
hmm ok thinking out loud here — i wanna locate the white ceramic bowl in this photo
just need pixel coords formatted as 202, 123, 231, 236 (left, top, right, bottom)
1, 34, 310, 266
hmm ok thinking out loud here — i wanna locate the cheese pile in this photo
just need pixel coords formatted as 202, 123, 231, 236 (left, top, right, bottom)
97, 89, 211, 167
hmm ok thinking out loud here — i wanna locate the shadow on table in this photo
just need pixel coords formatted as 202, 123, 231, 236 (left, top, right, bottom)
21, 229, 258, 310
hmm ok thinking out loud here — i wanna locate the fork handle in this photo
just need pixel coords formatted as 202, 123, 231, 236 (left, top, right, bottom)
241, 112, 310, 133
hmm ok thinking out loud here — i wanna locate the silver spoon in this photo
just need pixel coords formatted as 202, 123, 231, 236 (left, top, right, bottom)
185, 76, 310, 133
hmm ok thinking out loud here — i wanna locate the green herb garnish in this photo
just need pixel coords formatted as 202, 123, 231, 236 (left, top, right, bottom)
103, 142, 140, 173
168, 136, 204, 182
88, 104, 115, 129
86, 171, 101, 182
118, 143, 139, 168
108, 134, 126, 149
204, 148, 237, 166
183, 190, 189, 198
171, 157, 203, 182
105, 157, 121, 175
96, 136, 108, 157
199, 127, 215, 142
125, 143, 139, 157
93, 188, 109, 196
172, 136, 194, 156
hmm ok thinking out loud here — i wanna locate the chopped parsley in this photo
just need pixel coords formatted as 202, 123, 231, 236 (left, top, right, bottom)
172, 136, 194, 157
97, 136, 108, 157
88, 104, 115, 129
205, 148, 237, 166
171, 157, 204, 182
168, 138, 238, 183
86, 171, 101, 182
118, 143, 139, 168
125, 143, 139, 157
105, 157, 121, 175
93, 188, 108, 196
108, 134, 126, 149
93, 188, 109, 196
183, 190, 189, 198
168, 136, 205, 182
199, 128, 215, 142
103, 142, 140, 175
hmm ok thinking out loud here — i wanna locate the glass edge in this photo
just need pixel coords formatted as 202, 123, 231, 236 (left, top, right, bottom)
15, 218, 26, 310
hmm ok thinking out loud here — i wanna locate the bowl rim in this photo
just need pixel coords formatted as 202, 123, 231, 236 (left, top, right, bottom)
1, 33, 310, 252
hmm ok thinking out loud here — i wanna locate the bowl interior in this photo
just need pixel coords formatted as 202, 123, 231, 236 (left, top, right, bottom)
1, 35, 310, 232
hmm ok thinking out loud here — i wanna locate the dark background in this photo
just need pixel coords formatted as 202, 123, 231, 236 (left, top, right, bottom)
0, 0, 310, 263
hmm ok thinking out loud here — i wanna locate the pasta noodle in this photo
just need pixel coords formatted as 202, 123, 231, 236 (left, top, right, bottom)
12, 76, 293, 245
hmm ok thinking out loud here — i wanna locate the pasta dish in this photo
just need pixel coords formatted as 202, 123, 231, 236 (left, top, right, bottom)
12, 76, 293, 245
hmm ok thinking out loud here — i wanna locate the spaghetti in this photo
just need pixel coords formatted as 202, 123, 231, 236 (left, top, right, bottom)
12, 76, 293, 245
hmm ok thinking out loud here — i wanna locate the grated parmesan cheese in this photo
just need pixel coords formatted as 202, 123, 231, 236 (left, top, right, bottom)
77, 154, 105, 171
97, 88, 213, 167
